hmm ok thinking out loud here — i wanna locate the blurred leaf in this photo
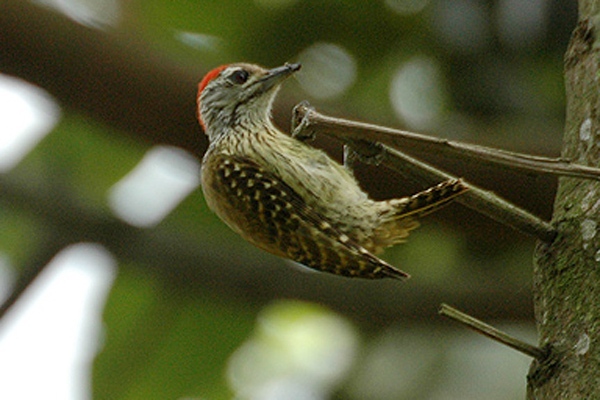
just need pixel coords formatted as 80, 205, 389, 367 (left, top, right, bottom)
94, 267, 254, 400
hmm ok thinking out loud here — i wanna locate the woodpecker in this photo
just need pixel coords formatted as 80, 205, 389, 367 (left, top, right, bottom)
197, 62, 467, 279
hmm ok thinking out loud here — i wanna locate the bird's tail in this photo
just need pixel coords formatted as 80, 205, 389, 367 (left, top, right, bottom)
370, 179, 468, 253
387, 178, 468, 219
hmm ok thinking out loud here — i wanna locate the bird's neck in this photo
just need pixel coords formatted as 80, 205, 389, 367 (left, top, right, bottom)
206, 115, 286, 153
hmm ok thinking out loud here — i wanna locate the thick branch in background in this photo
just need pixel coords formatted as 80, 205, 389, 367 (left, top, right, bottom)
529, 11, 600, 398
0, 0, 204, 154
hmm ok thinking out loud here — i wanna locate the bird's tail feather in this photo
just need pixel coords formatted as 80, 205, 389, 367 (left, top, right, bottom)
387, 179, 468, 219
370, 179, 468, 253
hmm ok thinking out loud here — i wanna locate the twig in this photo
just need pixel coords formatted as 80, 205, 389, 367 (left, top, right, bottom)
292, 104, 557, 242
439, 304, 546, 360
292, 103, 600, 181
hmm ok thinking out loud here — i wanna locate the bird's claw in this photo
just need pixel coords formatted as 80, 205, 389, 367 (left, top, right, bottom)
344, 140, 385, 168
291, 101, 316, 141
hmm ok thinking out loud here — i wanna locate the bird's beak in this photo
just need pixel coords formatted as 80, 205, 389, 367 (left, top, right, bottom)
267, 63, 302, 78
256, 63, 301, 92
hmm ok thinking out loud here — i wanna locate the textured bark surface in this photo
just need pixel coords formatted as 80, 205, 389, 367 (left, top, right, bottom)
529, 5, 600, 397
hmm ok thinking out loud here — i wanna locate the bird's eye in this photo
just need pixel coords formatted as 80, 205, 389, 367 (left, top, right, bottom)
229, 70, 249, 85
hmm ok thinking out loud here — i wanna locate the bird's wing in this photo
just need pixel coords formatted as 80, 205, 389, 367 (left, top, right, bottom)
203, 153, 409, 279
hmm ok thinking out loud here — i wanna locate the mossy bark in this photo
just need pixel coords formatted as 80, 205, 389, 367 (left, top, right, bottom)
529, 5, 600, 398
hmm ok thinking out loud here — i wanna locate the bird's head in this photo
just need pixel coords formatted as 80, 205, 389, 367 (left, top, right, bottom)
197, 62, 301, 141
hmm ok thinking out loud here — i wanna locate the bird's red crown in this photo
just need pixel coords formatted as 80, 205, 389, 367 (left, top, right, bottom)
197, 65, 229, 130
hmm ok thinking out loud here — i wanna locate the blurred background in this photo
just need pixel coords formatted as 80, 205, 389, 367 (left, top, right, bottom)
0, 0, 577, 399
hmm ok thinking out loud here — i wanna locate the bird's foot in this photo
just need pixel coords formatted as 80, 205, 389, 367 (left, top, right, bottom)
291, 101, 316, 141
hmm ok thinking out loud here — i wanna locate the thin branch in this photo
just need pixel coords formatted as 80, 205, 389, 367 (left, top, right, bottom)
292, 103, 600, 181
439, 304, 546, 360
292, 104, 557, 242
383, 145, 557, 242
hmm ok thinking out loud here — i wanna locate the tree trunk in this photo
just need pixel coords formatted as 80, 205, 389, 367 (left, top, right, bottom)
529, 2, 600, 397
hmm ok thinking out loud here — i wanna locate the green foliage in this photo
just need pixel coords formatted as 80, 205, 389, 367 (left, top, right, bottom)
94, 268, 254, 399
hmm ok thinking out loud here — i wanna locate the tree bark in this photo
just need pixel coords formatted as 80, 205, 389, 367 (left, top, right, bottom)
529, 3, 600, 397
